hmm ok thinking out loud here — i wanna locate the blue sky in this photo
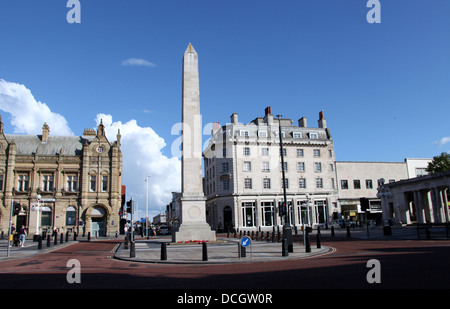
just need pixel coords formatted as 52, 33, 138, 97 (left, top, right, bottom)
1, 0, 449, 219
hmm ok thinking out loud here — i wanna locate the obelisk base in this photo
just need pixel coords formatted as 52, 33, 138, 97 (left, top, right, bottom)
172, 197, 216, 242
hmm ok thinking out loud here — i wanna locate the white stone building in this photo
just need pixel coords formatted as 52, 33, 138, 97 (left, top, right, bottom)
335, 161, 409, 224
203, 107, 339, 232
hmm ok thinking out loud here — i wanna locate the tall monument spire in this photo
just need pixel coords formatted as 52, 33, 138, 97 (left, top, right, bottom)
182, 42, 202, 196
174, 43, 216, 242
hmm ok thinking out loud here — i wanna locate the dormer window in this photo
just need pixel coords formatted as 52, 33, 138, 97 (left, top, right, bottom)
240, 130, 249, 137
310, 132, 318, 139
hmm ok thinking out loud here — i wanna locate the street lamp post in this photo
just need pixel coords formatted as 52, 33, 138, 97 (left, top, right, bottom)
146, 175, 150, 239
276, 114, 293, 253
34, 194, 42, 236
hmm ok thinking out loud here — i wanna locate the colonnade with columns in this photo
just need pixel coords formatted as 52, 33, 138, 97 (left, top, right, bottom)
382, 172, 450, 225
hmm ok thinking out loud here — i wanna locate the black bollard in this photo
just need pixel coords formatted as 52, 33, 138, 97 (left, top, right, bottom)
87, 231, 91, 242
161, 242, 167, 260
239, 244, 246, 258
74, 232, 77, 241
60, 233, 64, 244
305, 232, 311, 253
66, 232, 69, 242
130, 241, 135, 258
37, 236, 42, 249
426, 228, 431, 240
47, 235, 51, 247
346, 226, 351, 238
54, 233, 58, 245
316, 232, 321, 249
266, 231, 270, 242
331, 226, 335, 237
282, 238, 289, 257
202, 242, 208, 261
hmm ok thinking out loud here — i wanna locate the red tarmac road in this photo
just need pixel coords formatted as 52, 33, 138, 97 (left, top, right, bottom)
1, 236, 450, 291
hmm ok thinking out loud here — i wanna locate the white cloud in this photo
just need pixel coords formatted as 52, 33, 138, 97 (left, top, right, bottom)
95, 114, 181, 218
121, 58, 156, 67
0, 79, 73, 135
436, 137, 450, 147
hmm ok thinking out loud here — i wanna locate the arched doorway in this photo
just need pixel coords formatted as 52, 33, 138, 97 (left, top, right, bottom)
223, 206, 233, 232
90, 206, 107, 237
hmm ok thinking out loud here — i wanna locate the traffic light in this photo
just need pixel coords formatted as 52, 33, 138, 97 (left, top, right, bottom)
279, 201, 286, 217
12, 202, 20, 216
126, 199, 133, 213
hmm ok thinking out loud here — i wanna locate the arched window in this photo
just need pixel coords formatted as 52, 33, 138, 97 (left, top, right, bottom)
66, 206, 77, 226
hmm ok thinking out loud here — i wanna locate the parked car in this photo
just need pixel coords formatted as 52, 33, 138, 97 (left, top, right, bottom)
336, 219, 356, 228
158, 226, 169, 235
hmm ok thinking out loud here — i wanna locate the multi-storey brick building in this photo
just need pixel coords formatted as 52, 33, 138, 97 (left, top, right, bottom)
0, 116, 122, 238
202, 107, 339, 232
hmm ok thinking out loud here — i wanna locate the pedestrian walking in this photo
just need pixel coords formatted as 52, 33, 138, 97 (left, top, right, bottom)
52, 227, 58, 242
19, 225, 27, 247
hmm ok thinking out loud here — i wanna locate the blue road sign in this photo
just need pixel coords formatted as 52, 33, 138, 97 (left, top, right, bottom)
241, 236, 251, 247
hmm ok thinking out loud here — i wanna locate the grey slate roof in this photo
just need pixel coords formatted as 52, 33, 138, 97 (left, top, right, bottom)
6, 135, 95, 156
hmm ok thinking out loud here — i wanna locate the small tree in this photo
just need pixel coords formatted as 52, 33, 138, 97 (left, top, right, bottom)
426, 152, 450, 174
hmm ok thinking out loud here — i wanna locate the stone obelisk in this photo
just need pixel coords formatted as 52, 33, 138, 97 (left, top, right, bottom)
173, 43, 216, 242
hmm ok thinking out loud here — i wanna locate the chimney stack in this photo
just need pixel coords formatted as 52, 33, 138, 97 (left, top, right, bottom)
318, 110, 327, 128
264, 106, 273, 125
212, 122, 220, 135
42, 123, 50, 142
298, 117, 307, 127
230, 113, 238, 124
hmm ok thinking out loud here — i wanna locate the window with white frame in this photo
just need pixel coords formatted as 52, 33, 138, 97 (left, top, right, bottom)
262, 161, 270, 172
293, 132, 302, 138
261, 147, 269, 156
243, 147, 250, 156
242, 202, 256, 227
244, 178, 252, 189
316, 178, 323, 189
299, 177, 306, 189
258, 130, 267, 138
282, 178, 289, 189
240, 130, 249, 137
313, 149, 321, 157
243, 162, 251, 172
297, 162, 305, 172
310, 132, 319, 139
261, 202, 274, 226
314, 162, 322, 172
263, 178, 271, 189
297, 149, 304, 157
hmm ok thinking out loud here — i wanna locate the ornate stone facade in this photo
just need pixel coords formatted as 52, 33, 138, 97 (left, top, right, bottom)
0, 117, 122, 238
